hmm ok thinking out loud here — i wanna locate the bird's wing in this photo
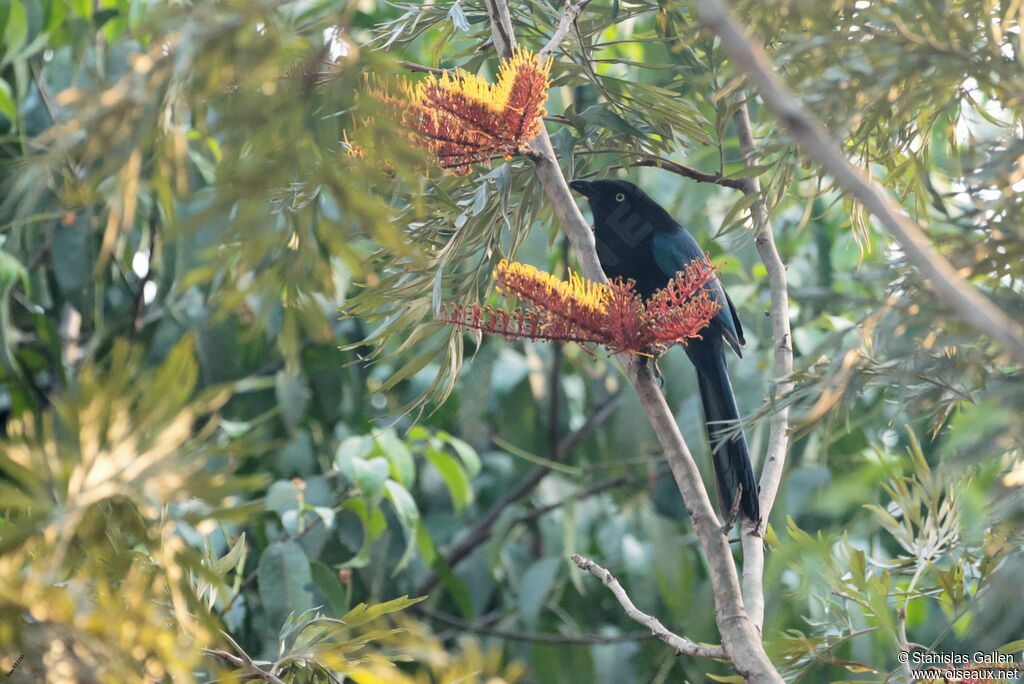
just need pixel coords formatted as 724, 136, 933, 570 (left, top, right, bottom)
724, 290, 746, 348
652, 229, 744, 356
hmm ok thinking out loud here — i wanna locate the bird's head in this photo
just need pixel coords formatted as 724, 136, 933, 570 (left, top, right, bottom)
568, 178, 674, 244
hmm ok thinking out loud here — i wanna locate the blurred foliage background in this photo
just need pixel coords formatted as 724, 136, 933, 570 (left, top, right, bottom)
1, 0, 1022, 682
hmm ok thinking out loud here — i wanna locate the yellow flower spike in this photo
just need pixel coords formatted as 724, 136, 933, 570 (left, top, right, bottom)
422, 48, 551, 113
363, 50, 551, 173
440, 258, 720, 356
494, 260, 609, 314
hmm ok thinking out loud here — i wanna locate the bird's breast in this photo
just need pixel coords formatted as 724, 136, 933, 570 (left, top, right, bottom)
596, 238, 670, 300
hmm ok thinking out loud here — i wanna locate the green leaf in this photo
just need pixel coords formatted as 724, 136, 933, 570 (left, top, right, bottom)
266, 479, 302, 516
375, 428, 415, 486
353, 456, 389, 505
336, 443, 389, 505
415, 523, 436, 566
310, 561, 349, 616
437, 431, 481, 477
275, 369, 309, 432
714, 192, 760, 237
334, 435, 374, 480
0, 78, 15, 122
384, 479, 419, 573
384, 479, 418, 528
0, 247, 28, 292
579, 105, 647, 138
425, 445, 473, 510
997, 640, 1024, 655
518, 557, 560, 629
257, 540, 314, 629
213, 533, 247, 576
446, 0, 468, 31
337, 595, 425, 629
4, 0, 28, 54
431, 552, 474, 619
0, 247, 28, 373
726, 164, 774, 180
340, 497, 387, 568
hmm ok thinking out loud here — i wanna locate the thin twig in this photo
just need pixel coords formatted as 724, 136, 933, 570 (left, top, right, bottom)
399, 60, 447, 75
626, 152, 747, 190
696, 0, 1024, 366
539, 0, 593, 58
572, 554, 728, 659
202, 646, 285, 684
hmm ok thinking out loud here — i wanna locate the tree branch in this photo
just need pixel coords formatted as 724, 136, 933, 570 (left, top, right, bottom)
539, 0, 593, 58
399, 60, 446, 75
572, 554, 728, 659
480, 2, 783, 680
203, 650, 284, 683
732, 104, 793, 633
696, 0, 1024, 367
626, 152, 748, 190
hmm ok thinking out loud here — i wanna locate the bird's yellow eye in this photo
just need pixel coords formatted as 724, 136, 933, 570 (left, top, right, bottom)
615, 193, 625, 202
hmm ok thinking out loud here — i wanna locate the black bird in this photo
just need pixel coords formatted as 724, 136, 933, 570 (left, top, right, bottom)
569, 178, 760, 525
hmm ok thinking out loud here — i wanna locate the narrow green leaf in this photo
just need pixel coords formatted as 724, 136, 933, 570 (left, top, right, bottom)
0, 78, 16, 122
4, 0, 28, 54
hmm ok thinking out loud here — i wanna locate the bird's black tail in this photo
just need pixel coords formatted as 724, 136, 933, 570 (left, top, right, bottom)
692, 349, 760, 524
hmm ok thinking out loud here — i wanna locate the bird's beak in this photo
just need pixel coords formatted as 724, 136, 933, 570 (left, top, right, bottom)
568, 179, 594, 197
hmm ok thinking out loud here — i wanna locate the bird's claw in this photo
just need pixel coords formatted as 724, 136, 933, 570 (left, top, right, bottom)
721, 484, 745, 536
634, 355, 665, 388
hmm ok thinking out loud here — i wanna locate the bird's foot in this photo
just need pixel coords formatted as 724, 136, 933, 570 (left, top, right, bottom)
634, 355, 665, 388
721, 485, 745, 536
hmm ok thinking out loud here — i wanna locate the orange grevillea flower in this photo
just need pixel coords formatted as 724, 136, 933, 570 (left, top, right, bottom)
437, 258, 721, 355
366, 49, 551, 174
